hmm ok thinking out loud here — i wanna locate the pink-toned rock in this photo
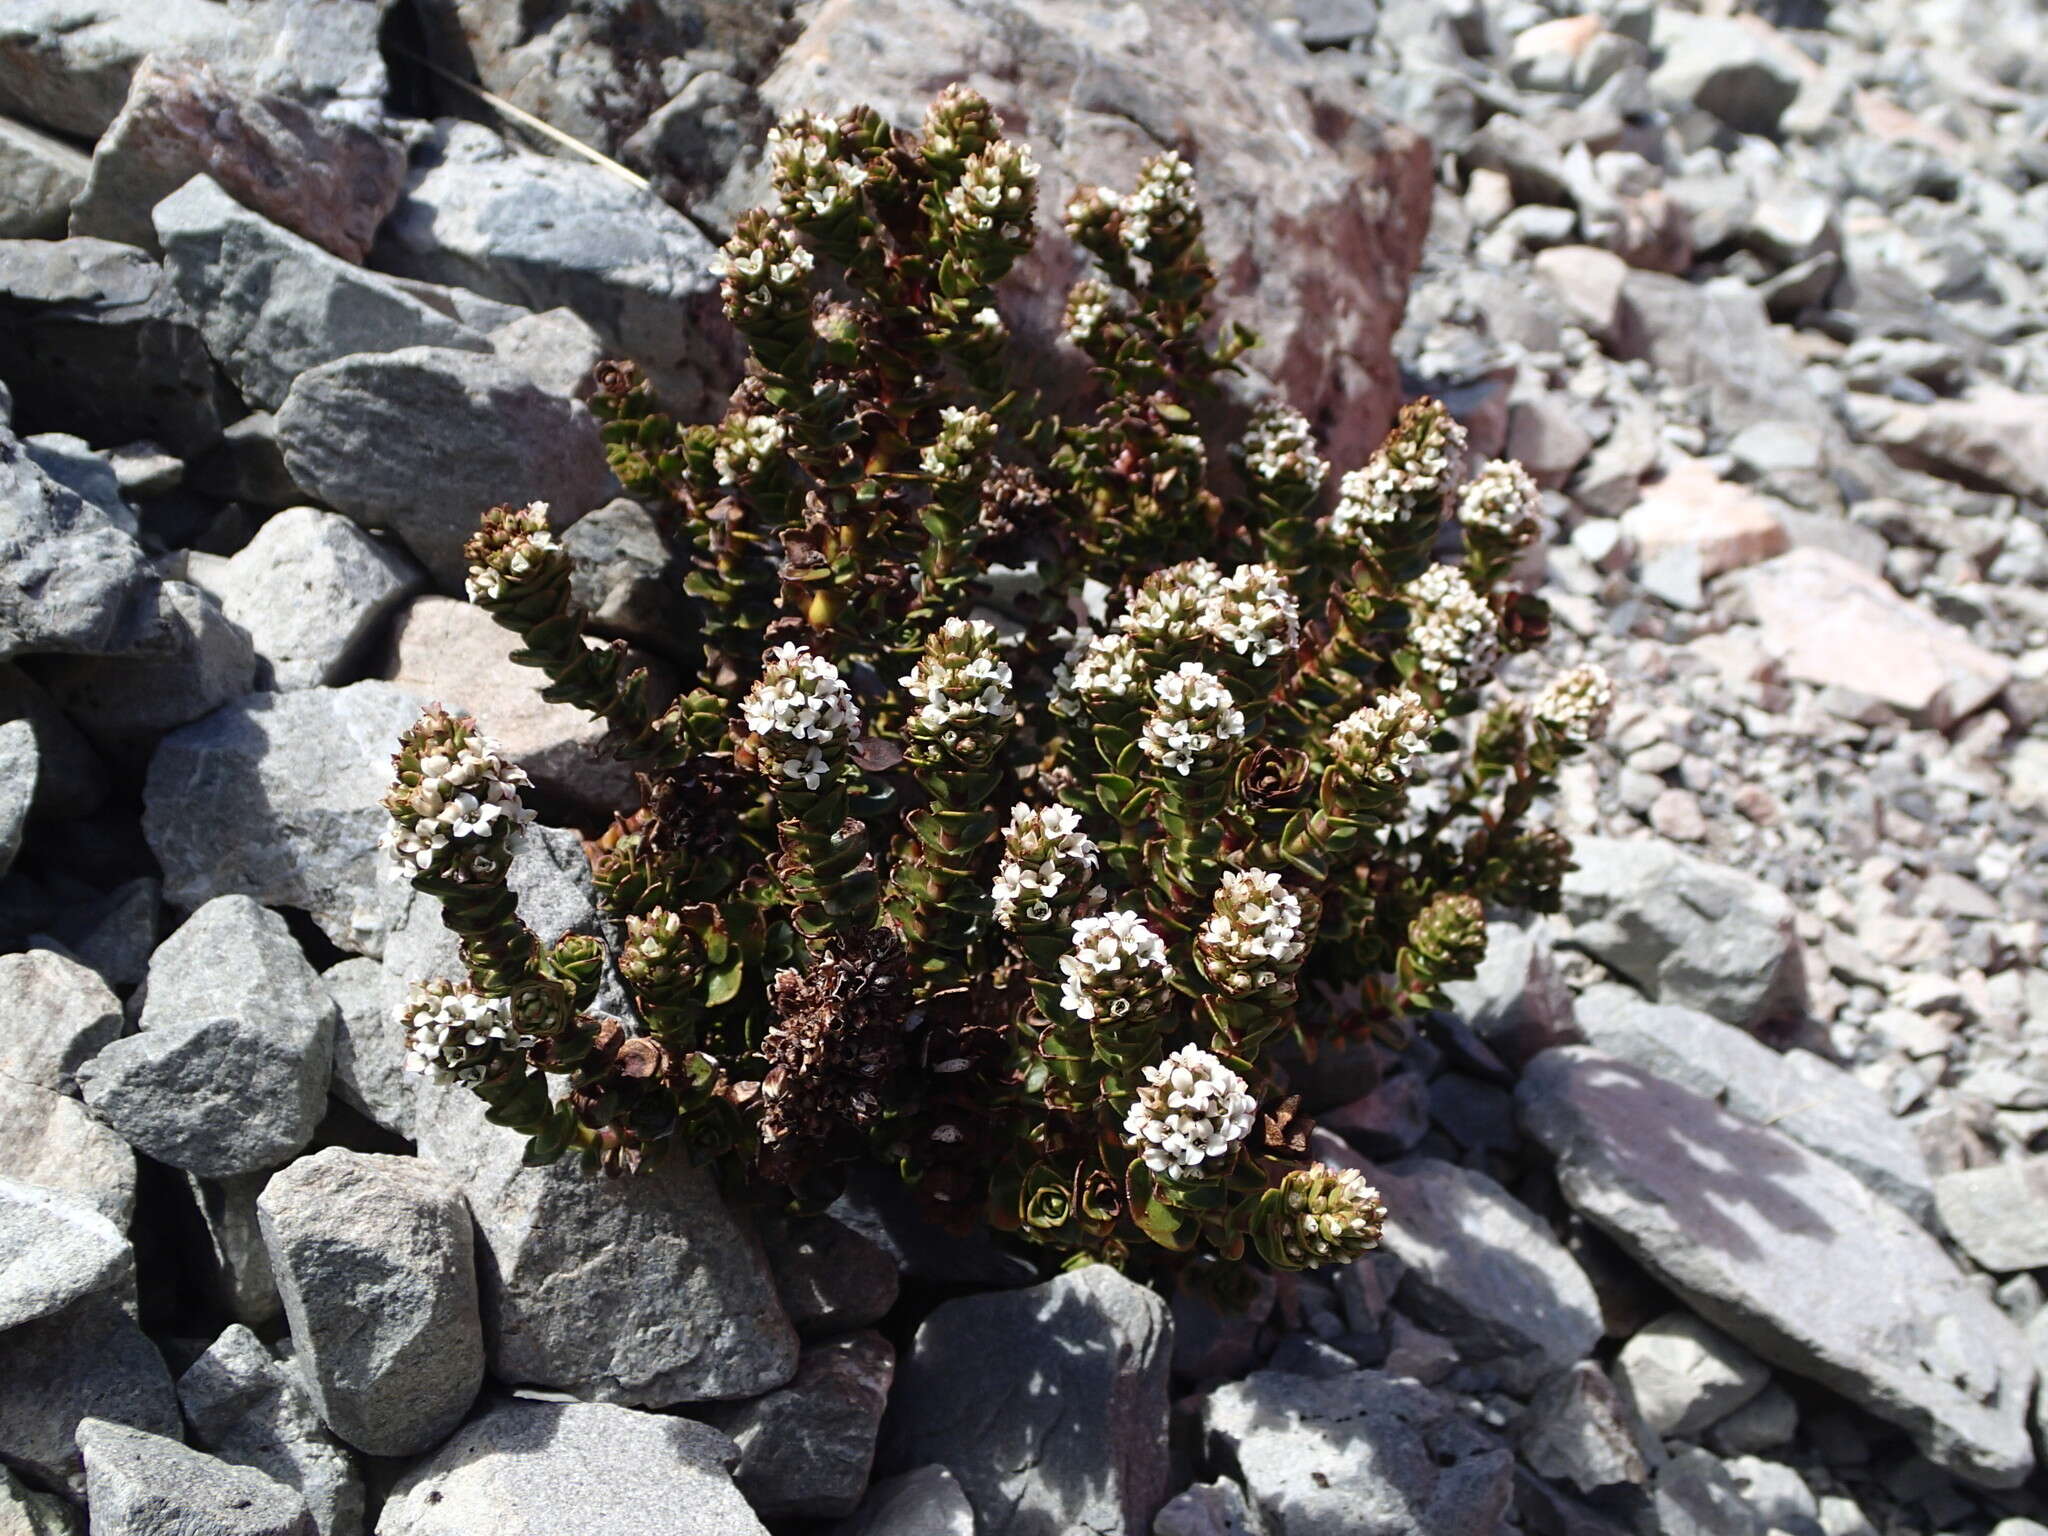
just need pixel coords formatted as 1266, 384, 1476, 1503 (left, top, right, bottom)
1532, 244, 1629, 342
1743, 548, 2012, 730
382, 595, 636, 813
1511, 14, 1606, 64
1622, 458, 1789, 579
1860, 384, 2048, 505
722, 0, 1434, 469
70, 55, 404, 263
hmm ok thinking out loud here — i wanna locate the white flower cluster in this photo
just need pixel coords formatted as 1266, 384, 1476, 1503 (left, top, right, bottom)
1061, 278, 1115, 347
1198, 869, 1307, 993
1055, 629, 1146, 705
398, 984, 525, 1085
1240, 404, 1328, 491
1534, 664, 1616, 743
1058, 909, 1174, 1020
769, 114, 870, 219
1122, 1044, 1258, 1180
900, 618, 1015, 740
464, 502, 558, 604
713, 414, 787, 486
1140, 662, 1246, 777
1280, 1163, 1388, 1263
1404, 565, 1499, 691
1329, 407, 1468, 544
1120, 151, 1200, 256
991, 803, 1100, 928
944, 142, 1038, 242
1330, 689, 1434, 786
713, 225, 814, 317
741, 644, 861, 791
384, 726, 536, 879
919, 406, 997, 482
1122, 559, 1222, 652
1457, 458, 1541, 542
1205, 562, 1300, 668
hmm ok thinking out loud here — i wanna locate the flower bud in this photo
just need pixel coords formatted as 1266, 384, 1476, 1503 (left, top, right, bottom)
383, 708, 536, 884
1239, 404, 1328, 494
1269, 1162, 1387, 1266
1330, 689, 1435, 789
1533, 664, 1616, 744
464, 502, 564, 607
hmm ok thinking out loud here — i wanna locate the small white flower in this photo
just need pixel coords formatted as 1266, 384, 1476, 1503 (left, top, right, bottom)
1533, 664, 1615, 744
1240, 404, 1328, 491
1458, 458, 1541, 543
383, 718, 535, 881
1330, 689, 1434, 786
1120, 151, 1200, 257
1198, 869, 1307, 993
1122, 1044, 1258, 1179
1054, 629, 1146, 708
992, 803, 1101, 928
1057, 909, 1174, 1021
1120, 560, 1224, 652
741, 644, 861, 789
397, 983, 526, 1086
1140, 662, 1245, 777
1330, 402, 1467, 546
1203, 562, 1300, 668
713, 414, 787, 485
899, 617, 1016, 740
1403, 565, 1498, 691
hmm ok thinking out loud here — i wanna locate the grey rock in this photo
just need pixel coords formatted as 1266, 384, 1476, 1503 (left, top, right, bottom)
217, 507, 426, 690
374, 121, 729, 419
1519, 1361, 1661, 1495
1612, 1310, 1769, 1438
142, 681, 426, 957
1519, 1048, 2037, 1488
707, 1331, 894, 1520
1649, 15, 1801, 135
1440, 916, 1577, 1068
156, 175, 491, 412
487, 306, 606, 398
734, 0, 1432, 472
259, 1149, 483, 1458
187, 412, 307, 512
756, 1211, 899, 1338
0, 1464, 77, 1535
621, 68, 772, 217
0, 416, 156, 663
0, 237, 225, 455
1200, 1368, 1514, 1536
826, 1166, 1040, 1289
1320, 1070, 1429, 1159
0, 116, 88, 239
0, 1177, 130, 1331
1151, 1479, 1262, 1536
320, 957, 414, 1140
186, 1172, 281, 1328
414, 1088, 797, 1406
180, 1325, 364, 1536
73, 56, 405, 262
1613, 273, 1839, 444
1722, 1455, 1816, 1528
78, 1012, 328, 1178
1654, 1448, 1762, 1536
376, 1397, 767, 1536
104, 441, 184, 498
25, 432, 133, 534
0, 941, 120, 1095
0, 1291, 178, 1495
1574, 984, 1933, 1223
1933, 1159, 2048, 1273
138, 891, 337, 1049
885, 1263, 1171, 1536
48, 876, 160, 990
1363, 1146, 1601, 1393
1462, 115, 1572, 206
0, 0, 386, 140
834, 1465, 975, 1536
0, 663, 107, 820
1705, 1382, 1799, 1456
275, 347, 616, 588
0, 1074, 136, 1226
1560, 837, 1804, 1027
77, 1418, 315, 1536
37, 580, 255, 757
562, 497, 692, 654
381, 595, 634, 812
1173, 1267, 1275, 1384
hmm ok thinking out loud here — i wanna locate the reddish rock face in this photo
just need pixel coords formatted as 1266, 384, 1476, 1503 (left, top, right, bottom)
715, 0, 1435, 471
71, 56, 406, 263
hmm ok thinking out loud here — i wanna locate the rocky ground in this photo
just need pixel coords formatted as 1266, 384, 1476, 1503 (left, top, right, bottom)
1, 0, 2047, 1533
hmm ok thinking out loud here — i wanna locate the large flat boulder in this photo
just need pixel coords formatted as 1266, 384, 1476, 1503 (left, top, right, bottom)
1518, 1048, 2036, 1489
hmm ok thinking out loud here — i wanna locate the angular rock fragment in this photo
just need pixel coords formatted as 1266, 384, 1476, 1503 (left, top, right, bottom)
77, 1418, 315, 1536
215, 507, 425, 690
